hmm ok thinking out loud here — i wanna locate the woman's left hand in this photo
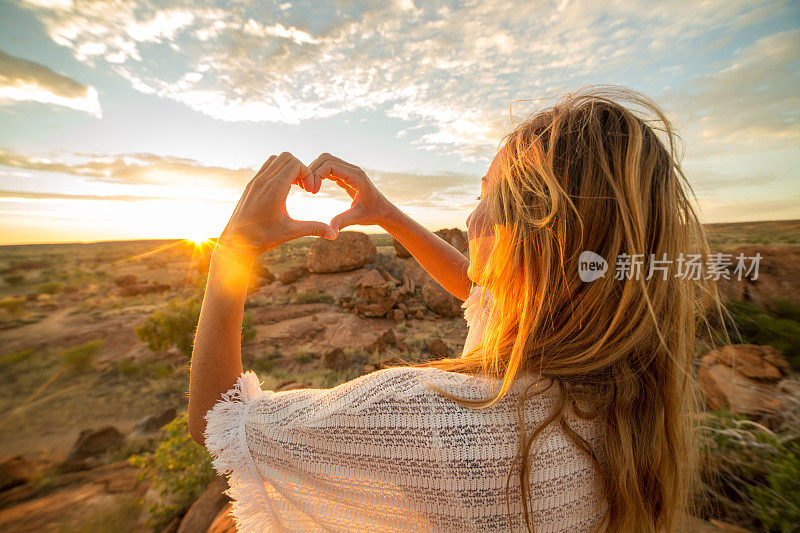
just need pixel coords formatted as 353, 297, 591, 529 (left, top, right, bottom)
217, 151, 337, 258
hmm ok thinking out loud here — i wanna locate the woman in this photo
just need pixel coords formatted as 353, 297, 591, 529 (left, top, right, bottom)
188, 86, 719, 532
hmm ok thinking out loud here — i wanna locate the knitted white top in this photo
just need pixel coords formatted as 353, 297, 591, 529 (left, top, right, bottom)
203, 285, 607, 532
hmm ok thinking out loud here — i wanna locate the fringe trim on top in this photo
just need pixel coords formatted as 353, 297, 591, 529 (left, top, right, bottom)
203, 370, 282, 532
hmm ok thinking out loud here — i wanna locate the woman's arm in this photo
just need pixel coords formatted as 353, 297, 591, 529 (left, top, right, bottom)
308, 153, 473, 302
188, 152, 336, 446
380, 208, 472, 301
187, 243, 251, 446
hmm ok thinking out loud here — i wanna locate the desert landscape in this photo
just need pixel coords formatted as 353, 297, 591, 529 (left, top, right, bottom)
0, 220, 798, 532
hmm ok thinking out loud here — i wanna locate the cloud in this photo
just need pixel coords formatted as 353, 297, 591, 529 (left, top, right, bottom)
18, 0, 797, 162
0, 189, 179, 202
665, 29, 800, 155
0, 148, 254, 187
0, 49, 101, 116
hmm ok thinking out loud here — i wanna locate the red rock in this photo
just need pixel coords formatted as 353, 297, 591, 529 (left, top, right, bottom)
699, 344, 792, 418
177, 475, 230, 533
308, 231, 376, 273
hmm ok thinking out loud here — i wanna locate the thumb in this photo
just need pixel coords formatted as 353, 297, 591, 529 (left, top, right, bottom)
291, 219, 337, 240
330, 208, 359, 234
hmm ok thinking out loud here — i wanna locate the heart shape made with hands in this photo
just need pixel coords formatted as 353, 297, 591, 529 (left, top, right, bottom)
286, 174, 358, 236
282, 152, 382, 240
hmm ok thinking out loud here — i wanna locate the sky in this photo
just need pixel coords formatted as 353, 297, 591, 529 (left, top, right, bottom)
0, 0, 798, 245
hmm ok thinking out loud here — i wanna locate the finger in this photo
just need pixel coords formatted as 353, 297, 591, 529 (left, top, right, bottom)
255, 155, 277, 177
308, 152, 361, 174
331, 176, 357, 199
313, 159, 366, 192
263, 153, 313, 192
289, 219, 337, 240
329, 207, 360, 233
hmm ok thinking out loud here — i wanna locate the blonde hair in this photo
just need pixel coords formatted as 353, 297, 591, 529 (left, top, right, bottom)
395, 86, 722, 531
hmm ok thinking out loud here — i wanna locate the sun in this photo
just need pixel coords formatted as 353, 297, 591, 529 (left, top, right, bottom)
186, 234, 210, 247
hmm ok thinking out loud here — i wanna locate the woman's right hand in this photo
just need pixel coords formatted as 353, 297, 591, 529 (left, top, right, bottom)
309, 153, 396, 235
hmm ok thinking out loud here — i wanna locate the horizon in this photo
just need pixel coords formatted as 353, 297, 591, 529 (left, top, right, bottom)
1, 1, 799, 245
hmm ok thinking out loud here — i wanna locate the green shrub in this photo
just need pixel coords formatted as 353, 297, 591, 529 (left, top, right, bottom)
293, 290, 335, 304
61, 339, 103, 372
697, 410, 800, 530
37, 281, 63, 295
295, 350, 314, 364
722, 300, 800, 371
129, 411, 214, 531
0, 348, 34, 368
116, 357, 143, 377
136, 297, 256, 357
750, 440, 800, 531
136, 297, 201, 356
2, 273, 25, 287
0, 296, 25, 315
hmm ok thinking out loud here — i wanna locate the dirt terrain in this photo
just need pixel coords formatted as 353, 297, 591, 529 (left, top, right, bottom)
0, 221, 798, 531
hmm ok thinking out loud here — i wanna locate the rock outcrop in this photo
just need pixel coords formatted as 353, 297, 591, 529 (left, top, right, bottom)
699, 344, 793, 420
422, 280, 462, 318
716, 246, 800, 307
60, 426, 125, 472
308, 231, 376, 273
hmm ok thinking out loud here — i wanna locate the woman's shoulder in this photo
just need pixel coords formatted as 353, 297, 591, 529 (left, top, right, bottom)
358, 366, 556, 404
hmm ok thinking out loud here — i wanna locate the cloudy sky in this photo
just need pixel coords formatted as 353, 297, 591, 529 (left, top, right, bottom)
0, 0, 798, 245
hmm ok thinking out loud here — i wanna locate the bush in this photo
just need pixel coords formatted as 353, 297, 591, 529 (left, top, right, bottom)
295, 350, 314, 364
115, 357, 143, 377
37, 281, 63, 295
293, 290, 335, 304
136, 297, 201, 356
0, 296, 25, 315
697, 410, 800, 530
129, 411, 214, 531
721, 300, 800, 371
2, 273, 25, 287
60, 339, 103, 372
137, 296, 256, 357
0, 348, 34, 368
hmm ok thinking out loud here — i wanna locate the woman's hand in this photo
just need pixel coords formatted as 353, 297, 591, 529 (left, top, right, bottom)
309, 153, 396, 234
218, 152, 337, 259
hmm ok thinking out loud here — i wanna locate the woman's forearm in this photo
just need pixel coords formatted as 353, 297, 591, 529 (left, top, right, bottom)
187, 243, 254, 445
380, 207, 472, 301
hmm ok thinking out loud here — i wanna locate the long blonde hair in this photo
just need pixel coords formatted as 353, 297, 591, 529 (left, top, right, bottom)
398, 86, 721, 531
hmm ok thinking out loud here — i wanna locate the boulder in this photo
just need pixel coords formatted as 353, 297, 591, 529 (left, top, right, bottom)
323, 347, 348, 370
61, 426, 124, 472
427, 338, 451, 358
254, 263, 276, 284
368, 329, 397, 352
699, 344, 792, 418
308, 231, 376, 273
119, 282, 170, 297
113, 274, 137, 287
716, 246, 800, 307
435, 228, 469, 255
208, 502, 237, 533
133, 407, 176, 436
279, 266, 309, 285
0, 454, 32, 492
393, 238, 412, 258
400, 258, 435, 293
422, 280, 462, 318
177, 475, 231, 533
